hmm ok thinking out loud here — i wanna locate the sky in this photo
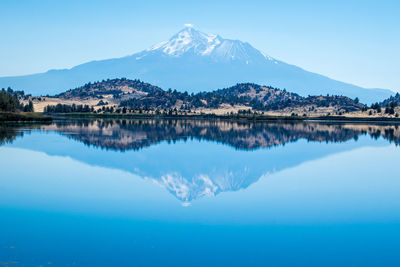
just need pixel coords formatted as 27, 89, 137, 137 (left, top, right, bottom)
0, 0, 399, 91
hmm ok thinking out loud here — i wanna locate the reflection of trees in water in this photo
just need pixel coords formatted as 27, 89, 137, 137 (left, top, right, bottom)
37, 119, 400, 151
0, 124, 22, 145
0, 122, 52, 146
2, 119, 400, 150
2, 119, 400, 202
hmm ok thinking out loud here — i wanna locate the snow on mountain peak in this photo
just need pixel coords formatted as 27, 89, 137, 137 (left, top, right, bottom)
146, 27, 276, 63
148, 26, 221, 56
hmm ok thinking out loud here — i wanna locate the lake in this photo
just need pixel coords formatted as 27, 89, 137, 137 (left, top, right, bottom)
1, 119, 400, 266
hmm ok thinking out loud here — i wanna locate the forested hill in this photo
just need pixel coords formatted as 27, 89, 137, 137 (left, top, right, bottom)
57, 78, 163, 99
50, 78, 364, 113
209, 83, 301, 107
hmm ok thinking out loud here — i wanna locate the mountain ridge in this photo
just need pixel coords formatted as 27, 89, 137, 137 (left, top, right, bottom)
0, 26, 394, 104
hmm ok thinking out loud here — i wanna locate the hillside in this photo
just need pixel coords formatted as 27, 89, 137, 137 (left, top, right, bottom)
58, 78, 163, 99
119, 83, 302, 110
37, 78, 366, 115
48, 79, 303, 111
266, 95, 364, 113
381, 93, 400, 107
211, 83, 301, 107
0, 27, 393, 104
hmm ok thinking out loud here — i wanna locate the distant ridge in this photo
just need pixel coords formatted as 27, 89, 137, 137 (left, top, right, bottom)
0, 26, 394, 104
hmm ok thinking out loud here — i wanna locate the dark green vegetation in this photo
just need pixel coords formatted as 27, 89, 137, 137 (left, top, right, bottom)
0, 87, 33, 112
0, 112, 52, 122
44, 104, 94, 113
0, 87, 52, 122
267, 95, 364, 112
57, 78, 162, 99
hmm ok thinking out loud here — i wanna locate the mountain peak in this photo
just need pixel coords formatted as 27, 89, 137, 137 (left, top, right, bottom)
145, 27, 276, 63
147, 26, 221, 57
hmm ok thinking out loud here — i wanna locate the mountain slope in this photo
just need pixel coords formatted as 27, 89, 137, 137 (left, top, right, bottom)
0, 26, 393, 104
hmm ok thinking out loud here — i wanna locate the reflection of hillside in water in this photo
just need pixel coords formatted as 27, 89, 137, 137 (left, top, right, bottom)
38, 119, 400, 151
2, 119, 400, 203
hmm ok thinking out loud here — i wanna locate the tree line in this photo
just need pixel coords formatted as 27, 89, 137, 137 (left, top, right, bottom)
0, 87, 34, 112
44, 103, 94, 113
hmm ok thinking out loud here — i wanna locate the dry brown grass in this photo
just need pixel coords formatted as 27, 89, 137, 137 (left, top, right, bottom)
23, 96, 400, 120
25, 96, 118, 112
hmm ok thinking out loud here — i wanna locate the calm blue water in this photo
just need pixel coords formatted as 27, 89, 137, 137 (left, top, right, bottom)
1, 119, 400, 266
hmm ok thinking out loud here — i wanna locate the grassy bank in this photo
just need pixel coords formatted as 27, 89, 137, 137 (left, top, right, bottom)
0, 112, 52, 122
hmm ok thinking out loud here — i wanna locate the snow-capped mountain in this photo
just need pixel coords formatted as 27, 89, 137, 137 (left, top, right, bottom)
148, 27, 225, 57
0, 26, 393, 103
142, 26, 275, 63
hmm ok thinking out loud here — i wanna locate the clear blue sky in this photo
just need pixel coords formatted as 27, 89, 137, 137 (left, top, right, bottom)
1, 0, 399, 91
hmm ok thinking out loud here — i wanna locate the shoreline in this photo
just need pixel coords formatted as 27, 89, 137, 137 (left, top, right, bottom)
2, 111, 400, 124
46, 112, 400, 123
0, 112, 53, 122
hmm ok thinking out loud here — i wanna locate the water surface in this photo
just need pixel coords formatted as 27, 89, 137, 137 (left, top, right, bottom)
1, 119, 400, 266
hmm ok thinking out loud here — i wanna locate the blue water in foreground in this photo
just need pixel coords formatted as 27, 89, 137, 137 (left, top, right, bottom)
1, 120, 400, 266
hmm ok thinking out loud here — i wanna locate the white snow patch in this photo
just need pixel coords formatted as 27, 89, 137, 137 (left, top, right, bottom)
261, 51, 274, 61
147, 40, 168, 51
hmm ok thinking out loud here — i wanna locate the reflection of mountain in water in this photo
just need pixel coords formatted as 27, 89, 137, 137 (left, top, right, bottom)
38, 119, 400, 151
2, 119, 400, 203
